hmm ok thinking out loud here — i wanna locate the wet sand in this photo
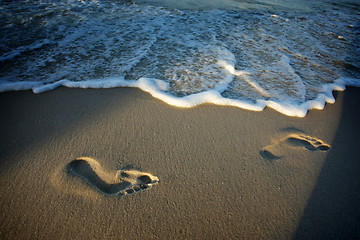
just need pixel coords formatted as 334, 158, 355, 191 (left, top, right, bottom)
0, 87, 359, 239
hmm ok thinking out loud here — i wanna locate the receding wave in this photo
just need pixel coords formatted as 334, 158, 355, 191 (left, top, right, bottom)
0, 0, 359, 117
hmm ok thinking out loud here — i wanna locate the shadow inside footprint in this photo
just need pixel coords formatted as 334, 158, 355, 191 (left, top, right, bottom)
260, 150, 283, 161
137, 175, 152, 184
67, 157, 159, 196
67, 159, 132, 195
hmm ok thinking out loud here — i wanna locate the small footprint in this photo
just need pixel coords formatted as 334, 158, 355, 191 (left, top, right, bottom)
260, 133, 330, 161
67, 157, 159, 196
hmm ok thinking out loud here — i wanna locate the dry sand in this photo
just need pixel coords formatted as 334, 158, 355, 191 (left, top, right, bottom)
0, 87, 359, 239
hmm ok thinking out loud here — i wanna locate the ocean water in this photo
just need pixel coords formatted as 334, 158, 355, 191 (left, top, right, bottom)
0, 0, 359, 116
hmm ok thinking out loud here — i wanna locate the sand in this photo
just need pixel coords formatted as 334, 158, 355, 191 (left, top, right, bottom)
0, 87, 359, 239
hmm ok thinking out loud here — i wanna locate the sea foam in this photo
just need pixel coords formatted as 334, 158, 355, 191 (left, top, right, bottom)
2, 76, 359, 117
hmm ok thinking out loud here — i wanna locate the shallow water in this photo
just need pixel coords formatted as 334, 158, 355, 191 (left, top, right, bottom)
0, 0, 359, 116
134, 0, 319, 11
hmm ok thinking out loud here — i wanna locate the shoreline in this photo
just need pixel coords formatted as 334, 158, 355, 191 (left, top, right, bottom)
1, 87, 359, 239
2, 76, 357, 117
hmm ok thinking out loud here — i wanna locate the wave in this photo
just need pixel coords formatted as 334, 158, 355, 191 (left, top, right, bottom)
0, 0, 359, 117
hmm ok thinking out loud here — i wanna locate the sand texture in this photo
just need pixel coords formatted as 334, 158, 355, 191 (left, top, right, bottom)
1, 87, 360, 239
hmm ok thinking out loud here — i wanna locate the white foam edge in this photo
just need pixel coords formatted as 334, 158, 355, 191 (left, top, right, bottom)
135, 78, 265, 111
0, 77, 359, 117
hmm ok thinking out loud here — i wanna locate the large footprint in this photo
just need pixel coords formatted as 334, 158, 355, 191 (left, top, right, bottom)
260, 133, 331, 161
67, 157, 159, 196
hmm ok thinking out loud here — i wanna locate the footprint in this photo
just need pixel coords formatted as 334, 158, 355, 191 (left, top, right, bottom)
67, 157, 159, 196
260, 133, 330, 161
285, 134, 331, 151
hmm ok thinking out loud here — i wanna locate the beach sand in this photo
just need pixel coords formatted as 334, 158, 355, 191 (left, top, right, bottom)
0, 87, 359, 239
